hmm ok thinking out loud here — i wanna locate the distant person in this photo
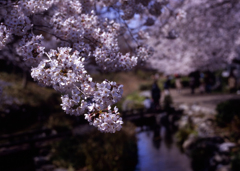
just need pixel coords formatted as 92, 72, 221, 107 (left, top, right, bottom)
228, 72, 236, 93
212, 76, 222, 92
199, 72, 205, 94
164, 75, 171, 95
199, 78, 205, 94
204, 72, 212, 93
175, 74, 182, 93
189, 76, 195, 94
194, 70, 201, 88
151, 80, 161, 110
189, 71, 200, 94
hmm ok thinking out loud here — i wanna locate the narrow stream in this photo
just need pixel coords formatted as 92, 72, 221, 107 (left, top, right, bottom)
135, 125, 192, 171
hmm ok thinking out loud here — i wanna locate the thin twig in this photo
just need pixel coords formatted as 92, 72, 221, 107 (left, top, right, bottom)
33, 27, 72, 43
45, 52, 52, 61
34, 24, 51, 28
74, 84, 86, 97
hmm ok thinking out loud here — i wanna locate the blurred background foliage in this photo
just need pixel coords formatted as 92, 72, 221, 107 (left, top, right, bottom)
51, 122, 137, 171
216, 99, 240, 127
1, 61, 240, 171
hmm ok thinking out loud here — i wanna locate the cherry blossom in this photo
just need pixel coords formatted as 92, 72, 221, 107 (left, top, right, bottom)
0, 0, 184, 132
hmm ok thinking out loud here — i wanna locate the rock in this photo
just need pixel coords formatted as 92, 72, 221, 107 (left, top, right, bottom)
34, 156, 49, 163
214, 154, 223, 162
216, 164, 230, 171
179, 103, 216, 117
210, 157, 217, 167
221, 154, 230, 165
179, 104, 189, 111
183, 134, 197, 150
41, 164, 55, 171
197, 122, 214, 138
218, 142, 236, 152
51, 129, 57, 135
54, 168, 68, 171
177, 115, 189, 128
192, 117, 203, 125
34, 156, 50, 168
191, 104, 201, 113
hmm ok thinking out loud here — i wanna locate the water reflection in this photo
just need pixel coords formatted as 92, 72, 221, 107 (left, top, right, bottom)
135, 125, 192, 171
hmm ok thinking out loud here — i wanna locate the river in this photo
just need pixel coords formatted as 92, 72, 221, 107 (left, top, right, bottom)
135, 125, 192, 171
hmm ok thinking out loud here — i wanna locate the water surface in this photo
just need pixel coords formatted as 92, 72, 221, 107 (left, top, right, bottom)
135, 126, 192, 171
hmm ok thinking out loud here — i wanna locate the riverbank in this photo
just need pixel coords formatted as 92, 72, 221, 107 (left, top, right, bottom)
171, 89, 240, 171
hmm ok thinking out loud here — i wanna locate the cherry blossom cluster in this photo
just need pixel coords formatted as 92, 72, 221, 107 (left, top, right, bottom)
50, 10, 97, 43
49, 2, 142, 72
85, 106, 123, 133
176, 9, 187, 20
57, 0, 82, 15
138, 30, 150, 40
31, 47, 123, 132
136, 46, 154, 62
94, 49, 138, 71
0, 0, 186, 133
112, 0, 170, 20
17, 33, 45, 62
4, 8, 31, 36
0, 24, 12, 50
19, 0, 58, 15
93, 80, 123, 108
148, 0, 240, 74
31, 47, 88, 91
61, 93, 88, 116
